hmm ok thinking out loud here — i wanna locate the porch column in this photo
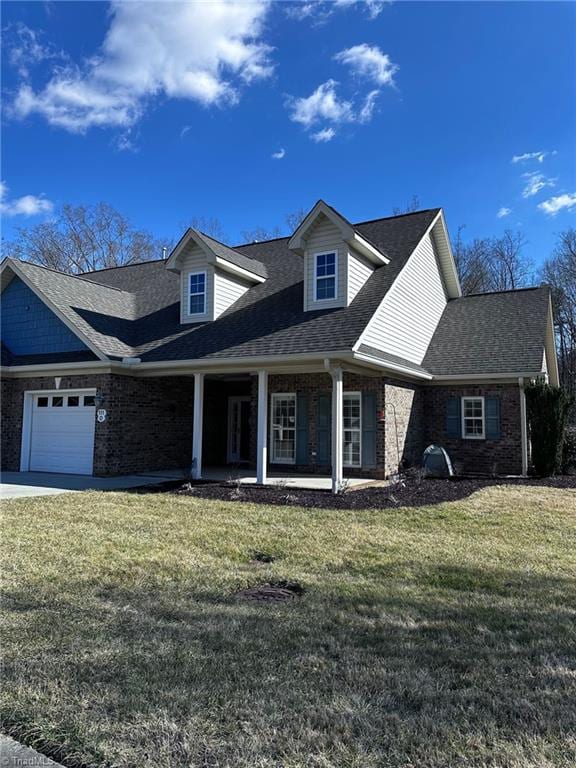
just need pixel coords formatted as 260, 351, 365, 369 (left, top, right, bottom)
519, 377, 529, 476
256, 370, 268, 485
191, 372, 204, 479
331, 367, 343, 494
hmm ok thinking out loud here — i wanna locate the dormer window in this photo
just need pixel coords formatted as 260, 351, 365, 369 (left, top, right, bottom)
189, 271, 206, 315
315, 252, 337, 301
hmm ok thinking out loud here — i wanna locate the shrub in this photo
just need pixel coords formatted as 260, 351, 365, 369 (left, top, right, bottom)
562, 426, 576, 474
525, 382, 574, 476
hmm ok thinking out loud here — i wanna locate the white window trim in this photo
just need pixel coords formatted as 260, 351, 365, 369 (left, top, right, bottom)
270, 392, 297, 464
343, 390, 362, 468
314, 250, 338, 303
188, 270, 207, 316
461, 396, 485, 440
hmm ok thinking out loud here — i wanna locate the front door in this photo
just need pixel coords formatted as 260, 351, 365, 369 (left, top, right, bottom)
227, 397, 251, 463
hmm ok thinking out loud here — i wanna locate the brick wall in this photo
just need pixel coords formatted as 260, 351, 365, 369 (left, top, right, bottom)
384, 379, 425, 476
1, 373, 194, 476
423, 384, 523, 475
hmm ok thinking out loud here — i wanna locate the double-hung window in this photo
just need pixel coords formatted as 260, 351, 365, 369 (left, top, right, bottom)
343, 392, 362, 467
271, 393, 297, 463
314, 252, 337, 301
462, 397, 485, 439
189, 271, 206, 315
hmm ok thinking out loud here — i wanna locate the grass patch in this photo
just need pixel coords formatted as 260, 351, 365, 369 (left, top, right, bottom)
1, 485, 575, 767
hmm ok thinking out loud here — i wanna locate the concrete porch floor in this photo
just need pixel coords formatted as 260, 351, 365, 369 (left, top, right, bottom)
0, 467, 378, 499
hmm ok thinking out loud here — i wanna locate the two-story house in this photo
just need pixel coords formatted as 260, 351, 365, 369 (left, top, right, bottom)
0, 201, 558, 491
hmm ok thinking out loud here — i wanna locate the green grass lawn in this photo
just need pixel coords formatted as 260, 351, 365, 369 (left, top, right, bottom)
1, 485, 575, 768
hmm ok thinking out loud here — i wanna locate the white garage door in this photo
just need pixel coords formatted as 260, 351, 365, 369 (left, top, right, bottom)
29, 392, 96, 474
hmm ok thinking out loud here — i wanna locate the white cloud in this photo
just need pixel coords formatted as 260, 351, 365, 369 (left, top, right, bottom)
288, 79, 354, 128
271, 148, 286, 159
334, 44, 398, 86
496, 207, 512, 219
522, 172, 556, 198
538, 193, 576, 216
512, 150, 554, 164
10, 1, 273, 135
286, 0, 390, 22
0, 181, 54, 217
311, 127, 336, 142
4, 22, 66, 78
180, 125, 192, 139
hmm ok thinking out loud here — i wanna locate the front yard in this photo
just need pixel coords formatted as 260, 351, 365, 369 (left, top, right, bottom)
1, 484, 575, 767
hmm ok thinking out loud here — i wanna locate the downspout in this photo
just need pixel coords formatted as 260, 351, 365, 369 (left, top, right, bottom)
519, 376, 529, 476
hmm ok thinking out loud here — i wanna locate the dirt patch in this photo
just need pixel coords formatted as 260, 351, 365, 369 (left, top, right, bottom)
250, 551, 276, 564
235, 581, 304, 602
169, 475, 576, 510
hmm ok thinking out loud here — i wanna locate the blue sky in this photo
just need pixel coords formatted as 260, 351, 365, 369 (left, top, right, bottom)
1, 0, 575, 269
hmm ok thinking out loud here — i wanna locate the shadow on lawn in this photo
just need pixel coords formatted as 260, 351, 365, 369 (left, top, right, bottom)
3, 563, 576, 767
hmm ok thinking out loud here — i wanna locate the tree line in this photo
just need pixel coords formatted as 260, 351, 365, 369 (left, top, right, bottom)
2, 201, 574, 405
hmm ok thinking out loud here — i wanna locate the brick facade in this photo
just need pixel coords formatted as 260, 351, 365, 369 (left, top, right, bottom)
1, 373, 194, 476
423, 384, 523, 475
1, 371, 525, 479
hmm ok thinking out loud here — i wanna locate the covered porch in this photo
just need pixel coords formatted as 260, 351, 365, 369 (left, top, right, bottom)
187, 361, 384, 494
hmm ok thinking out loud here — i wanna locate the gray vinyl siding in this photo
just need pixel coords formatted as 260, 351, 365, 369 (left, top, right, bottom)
214, 269, 250, 318
179, 244, 214, 323
304, 214, 346, 311
347, 248, 374, 304
361, 232, 447, 364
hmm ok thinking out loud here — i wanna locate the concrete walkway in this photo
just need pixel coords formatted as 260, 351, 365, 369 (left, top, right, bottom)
0, 470, 184, 499
0, 734, 65, 767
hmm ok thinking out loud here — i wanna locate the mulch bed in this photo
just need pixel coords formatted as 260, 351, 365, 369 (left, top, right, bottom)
155, 474, 576, 510
235, 581, 304, 602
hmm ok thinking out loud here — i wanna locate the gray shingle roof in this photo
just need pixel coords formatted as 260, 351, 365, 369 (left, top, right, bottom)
4, 210, 550, 378
193, 231, 268, 279
69, 208, 440, 362
423, 286, 551, 375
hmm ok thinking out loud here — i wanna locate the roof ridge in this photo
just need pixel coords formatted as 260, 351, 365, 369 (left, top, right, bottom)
78, 257, 165, 275
7, 257, 129, 293
463, 285, 546, 298
234, 208, 441, 250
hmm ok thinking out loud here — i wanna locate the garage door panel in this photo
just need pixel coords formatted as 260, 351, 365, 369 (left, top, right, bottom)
29, 391, 96, 474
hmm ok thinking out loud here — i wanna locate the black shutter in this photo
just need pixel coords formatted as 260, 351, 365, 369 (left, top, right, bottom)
446, 398, 461, 438
362, 392, 377, 468
485, 397, 501, 440
317, 392, 331, 465
296, 393, 309, 464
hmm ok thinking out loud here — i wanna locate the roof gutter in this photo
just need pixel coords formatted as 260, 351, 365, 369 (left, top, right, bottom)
352, 350, 432, 380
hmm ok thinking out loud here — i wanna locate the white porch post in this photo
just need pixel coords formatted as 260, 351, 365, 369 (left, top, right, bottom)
519, 377, 529, 476
331, 367, 343, 494
191, 372, 204, 479
256, 370, 268, 485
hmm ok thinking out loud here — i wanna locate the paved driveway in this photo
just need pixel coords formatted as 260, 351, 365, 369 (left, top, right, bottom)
0, 470, 184, 499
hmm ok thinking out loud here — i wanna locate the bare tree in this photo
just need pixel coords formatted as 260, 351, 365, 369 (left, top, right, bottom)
542, 229, 576, 406
392, 194, 421, 216
181, 215, 229, 244
452, 227, 532, 295
241, 208, 308, 243
488, 230, 532, 291
4, 202, 164, 274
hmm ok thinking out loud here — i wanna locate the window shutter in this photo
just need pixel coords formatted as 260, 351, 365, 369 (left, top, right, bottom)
362, 392, 377, 468
296, 393, 309, 464
485, 397, 501, 440
317, 392, 331, 465
446, 398, 461, 438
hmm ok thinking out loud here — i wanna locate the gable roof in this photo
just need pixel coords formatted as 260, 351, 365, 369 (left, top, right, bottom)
165, 228, 267, 280
2, 208, 553, 380
423, 286, 552, 376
